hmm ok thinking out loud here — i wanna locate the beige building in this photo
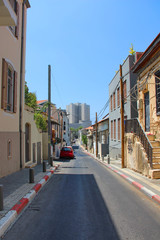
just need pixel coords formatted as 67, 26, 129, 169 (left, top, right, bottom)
0, 0, 30, 177
125, 33, 160, 179
23, 105, 43, 167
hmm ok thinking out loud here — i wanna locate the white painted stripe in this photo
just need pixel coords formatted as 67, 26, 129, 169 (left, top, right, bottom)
24, 190, 36, 202
126, 177, 134, 183
141, 187, 155, 198
39, 179, 46, 186
50, 167, 56, 172
47, 172, 52, 178
0, 210, 17, 237
50, 167, 55, 170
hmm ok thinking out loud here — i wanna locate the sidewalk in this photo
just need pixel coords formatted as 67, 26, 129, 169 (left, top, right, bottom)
82, 147, 160, 205
0, 160, 61, 237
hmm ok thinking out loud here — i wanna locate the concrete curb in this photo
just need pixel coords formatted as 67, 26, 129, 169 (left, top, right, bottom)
0, 164, 60, 238
84, 150, 160, 206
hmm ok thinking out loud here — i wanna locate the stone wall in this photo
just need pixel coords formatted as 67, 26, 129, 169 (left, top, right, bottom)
124, 133, 150, 177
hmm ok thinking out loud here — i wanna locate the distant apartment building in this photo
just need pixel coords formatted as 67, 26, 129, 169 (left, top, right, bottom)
109, 54, 142, 159
66, 103, 92, 128
61, 109, 70, 146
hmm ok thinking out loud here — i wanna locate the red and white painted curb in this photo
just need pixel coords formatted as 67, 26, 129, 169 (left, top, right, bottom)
0, 165, 59, 237
84, 149, 160, 206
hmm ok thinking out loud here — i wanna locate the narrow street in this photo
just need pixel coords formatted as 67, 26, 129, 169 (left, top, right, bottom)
3, 147, 160, 240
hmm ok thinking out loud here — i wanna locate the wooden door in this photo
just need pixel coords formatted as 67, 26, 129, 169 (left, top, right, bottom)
144, 92, 150, 132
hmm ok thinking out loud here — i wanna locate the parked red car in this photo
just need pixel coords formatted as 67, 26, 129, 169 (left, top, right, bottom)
60, 146, 74, 159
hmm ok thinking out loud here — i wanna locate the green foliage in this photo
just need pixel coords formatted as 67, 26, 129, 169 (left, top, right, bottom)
25, 82, 37, 110
82, 134, 87, 146
70, 126, 83, 140
70, 126, 83, 132
34, 113, 47, 132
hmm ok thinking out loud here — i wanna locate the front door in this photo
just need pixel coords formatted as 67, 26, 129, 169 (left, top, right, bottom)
144, 92, 150, 132
25, 123, 30, 162
37, 142, 41, 164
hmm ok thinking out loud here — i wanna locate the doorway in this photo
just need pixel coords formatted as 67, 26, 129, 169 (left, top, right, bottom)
25, 123, 30, 162
144, 92, 150, 132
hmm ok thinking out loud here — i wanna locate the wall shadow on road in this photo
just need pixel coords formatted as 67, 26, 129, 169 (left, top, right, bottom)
3, 174, 121, 240
61, 167, 88, 169
50, 173, 121, 240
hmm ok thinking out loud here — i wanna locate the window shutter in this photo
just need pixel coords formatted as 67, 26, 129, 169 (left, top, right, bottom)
15, 2, 19, 38
13, 71, 17, 113
1, 59, 8, 110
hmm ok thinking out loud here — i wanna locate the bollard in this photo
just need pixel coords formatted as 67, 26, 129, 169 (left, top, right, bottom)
29, 168, 34, 183
43, 162, 46, 172
98, 154, 100, 159
108, 155, 110, 164
50, 156, 53, 167
102, 155, 104, 161
0, 185, 3, 211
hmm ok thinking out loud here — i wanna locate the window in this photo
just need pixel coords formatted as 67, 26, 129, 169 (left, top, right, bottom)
9, 0, 17, 13
117, 87, 120, 107
113, 92, 116, 109
155, 70, 160, 115
63, 121, 66, 131
110, 95, 113, 111
114, 119, 116, 140
118, 118, 120, 141
1, 59, 17, 113
9, 1, 19, 38
111, 120, 113, 140
123, 80, 127, 103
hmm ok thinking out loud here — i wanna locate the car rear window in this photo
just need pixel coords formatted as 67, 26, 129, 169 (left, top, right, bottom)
62, 147, 72, 152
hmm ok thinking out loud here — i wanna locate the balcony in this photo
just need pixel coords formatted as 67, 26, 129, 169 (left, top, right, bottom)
0, 0, 17, 26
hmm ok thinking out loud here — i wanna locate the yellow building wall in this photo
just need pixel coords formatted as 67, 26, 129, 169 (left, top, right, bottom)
23, 105, 43, 165
138, 56, 160, 138
0, 0, 27, 132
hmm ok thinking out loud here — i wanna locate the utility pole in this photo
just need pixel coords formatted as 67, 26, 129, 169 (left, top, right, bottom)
48, 65, 52, 166
61, 112, 63, 147
96, 112, 98, 157
120, 64, 125, 168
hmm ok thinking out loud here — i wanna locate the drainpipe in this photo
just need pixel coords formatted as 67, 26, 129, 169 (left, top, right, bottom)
19, 0, 26, 168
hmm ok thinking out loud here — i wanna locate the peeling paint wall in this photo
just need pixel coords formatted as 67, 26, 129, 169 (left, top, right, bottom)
125, 133, 150, 177
138, 56, 160, 138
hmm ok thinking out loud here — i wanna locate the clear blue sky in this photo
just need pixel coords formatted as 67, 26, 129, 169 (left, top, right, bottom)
25, 0, 160, 123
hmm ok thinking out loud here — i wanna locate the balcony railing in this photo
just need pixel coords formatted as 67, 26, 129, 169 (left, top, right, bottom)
125, 118, 153, 168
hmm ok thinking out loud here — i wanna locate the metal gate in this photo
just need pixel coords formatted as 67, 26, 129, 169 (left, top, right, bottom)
37, 142, 41, 164
33, 143, 36, 163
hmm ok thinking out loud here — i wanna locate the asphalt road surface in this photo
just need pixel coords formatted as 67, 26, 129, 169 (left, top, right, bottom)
3, 147, 160, 240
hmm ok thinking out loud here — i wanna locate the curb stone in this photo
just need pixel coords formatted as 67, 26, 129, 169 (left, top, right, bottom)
84, 150, 160, 206
0, 164, 60, 238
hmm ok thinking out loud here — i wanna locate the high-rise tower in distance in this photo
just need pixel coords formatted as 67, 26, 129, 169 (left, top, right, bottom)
66, 103, 92, 128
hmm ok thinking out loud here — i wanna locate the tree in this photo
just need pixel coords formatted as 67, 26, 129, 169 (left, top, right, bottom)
34, 113, 47, 132
25, 82, 47, 131
82, 134, 87, 146
70, 126, 83, 140
25, 82, 37, 110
